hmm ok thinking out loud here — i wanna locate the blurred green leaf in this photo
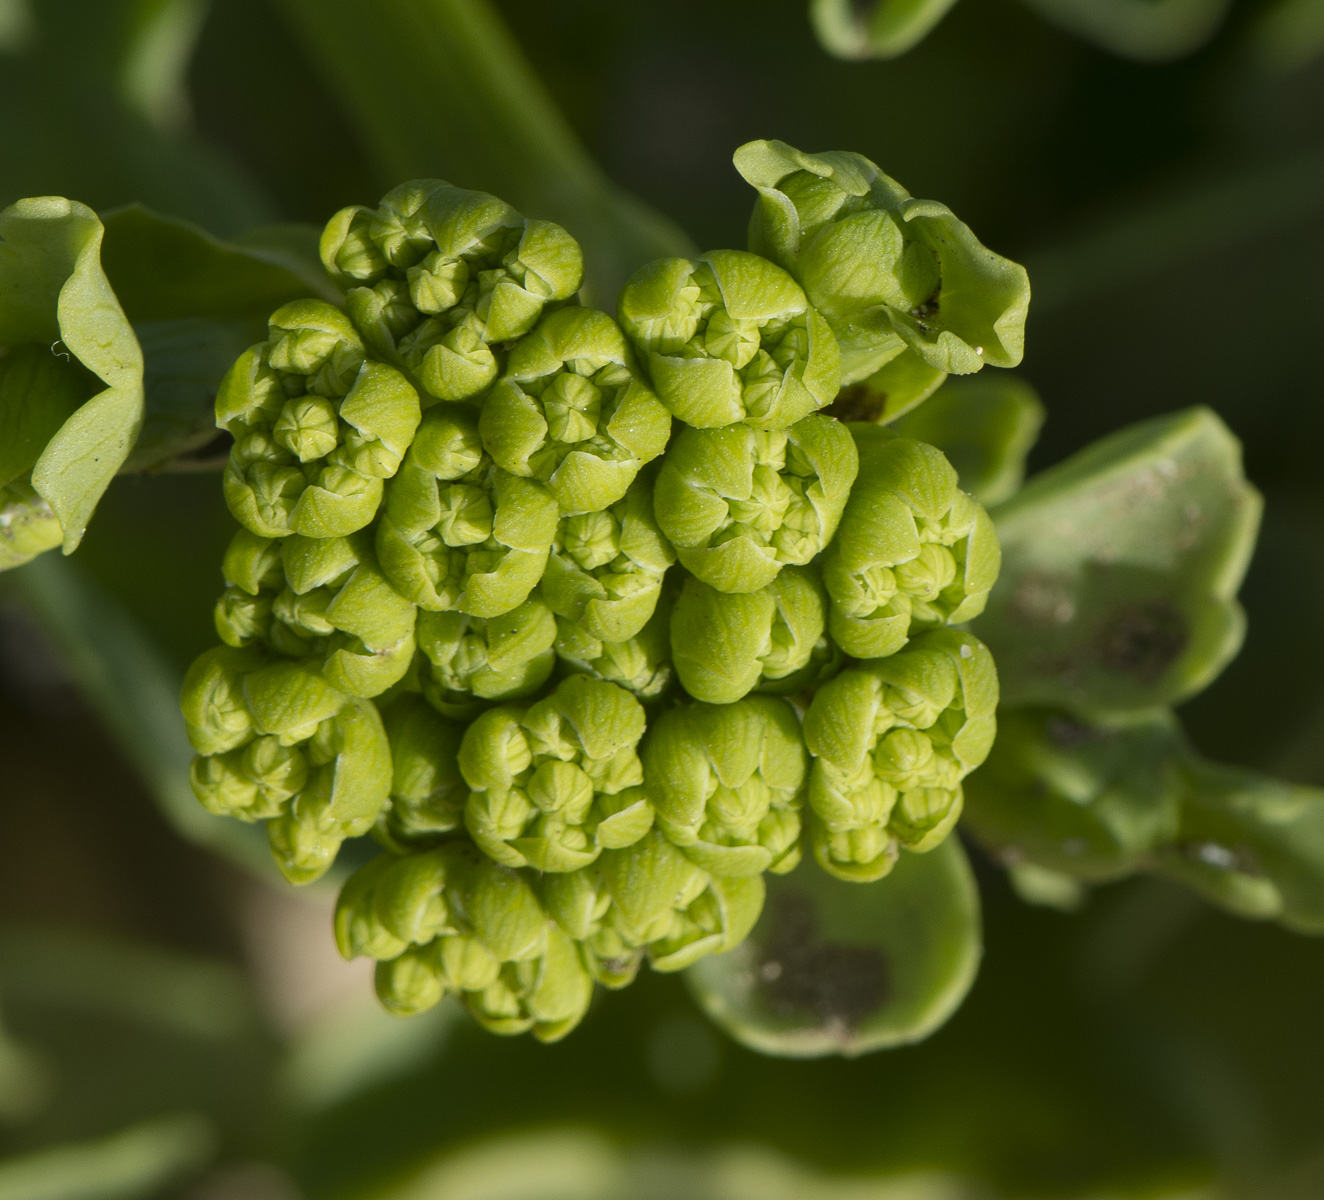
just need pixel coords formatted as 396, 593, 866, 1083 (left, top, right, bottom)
0, 1113, 213, 1200
118, 0, 211, 132
7, 553, 277, 878
97, 204, 337, 471
0, 0, 269, 234
686, 842, 981, 1058
973, 407, 1261, 717
373, 1130, 984, 1200
810, 0, 961, 60
0, 925, 278, 1156
0, 197, 144, 559
888, 374, 1045, 505
964, 707, 1188, 882
1156, 760, 1324, 934
274, 0, 694, 306
1019, 0, 1232, 61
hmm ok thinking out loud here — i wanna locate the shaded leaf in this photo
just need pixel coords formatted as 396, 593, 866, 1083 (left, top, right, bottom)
889, 373, 1045, 505
1019, 0, 1232, 61
963, 706, 1187, 882
810, 0, 961, 59
1156, 760, 1324, 934
973, 407, 1261, 716
686, 841, 980, 1058
0, 1113, 213, 1200
825, 349, 947, 427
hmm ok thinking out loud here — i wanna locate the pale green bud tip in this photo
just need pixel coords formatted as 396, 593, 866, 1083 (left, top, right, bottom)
320, 180, 584, 405
414, 595, 556, 718
732, 139, 1029, 379
618, 249, 840, 429
541, 479, 675, 646
217, 301, 422, 542
458, 675, 651, 872
671, 565, 830, 706
654, 413, 858, 594
481, 307, 671, 516
823, 436, 999, 659
186, 678, 392, 885
336, 844, 593, 1038
803, 629, 997, 879
377, 404, 558, 618
643, 695, 807, 877
213, 528, 418, 700
595, 832, 767, 971
378, 694, 467, 847
0, 480, 63, 571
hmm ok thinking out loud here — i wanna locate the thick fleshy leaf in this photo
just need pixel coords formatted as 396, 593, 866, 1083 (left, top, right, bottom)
810, 0, 962, 59
888, 374, 1045, 505
963, 707, 1187, 882
973, 407, 1261, 716
0, 197, 144, 557
1155, 759, 1324, 934
686, 839, 980, 1057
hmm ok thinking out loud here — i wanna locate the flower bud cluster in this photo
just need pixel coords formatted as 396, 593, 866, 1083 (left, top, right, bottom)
184, 159, 1021, 1040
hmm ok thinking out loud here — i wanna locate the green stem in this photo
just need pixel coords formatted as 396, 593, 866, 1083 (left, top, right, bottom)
8, 553, 276, 879
275, 0, 694, 306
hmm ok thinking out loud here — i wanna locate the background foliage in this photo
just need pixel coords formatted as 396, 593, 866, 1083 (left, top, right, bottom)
2, 0, 1323, 1196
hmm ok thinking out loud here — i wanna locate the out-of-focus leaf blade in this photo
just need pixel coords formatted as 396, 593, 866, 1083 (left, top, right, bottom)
275, 0, 694, 306
98, 205, 336, 471
686, 841, 981, 1058
889, 374, 1045, 505
7, 553, 276, 878
1156, 761, 1324, 934
1019, 0, 1232, 61
963, 707, 1187, 882
0, 0, 269, 235
810, 0, 961, 60
0, 1114, 213, 1200
973, 407, 1261, 716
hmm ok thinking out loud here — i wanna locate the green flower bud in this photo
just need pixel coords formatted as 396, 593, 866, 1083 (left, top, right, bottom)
595, 831, 766, 971
480, 308, 671, 515
217, 300, 422, 539
542, 478, 676, 646
733, 140, 1030, 382
376, 403, 559, 617
642, 695, 806, 877
0, 480, 63, 570
414, 595, 557, 717
377, 693, 468, 848
213, 527, 417, 699
459, 675, 651, 872
183, 640, 392, 883
336, 842, 594, 1040
320, 180, 583, 405
554, 594, 675, 702
618, 250, 840, 429
802, 629, 998, 880
653, 413, 858, 594
821, 436, 999, 659
671, 565, 832, 705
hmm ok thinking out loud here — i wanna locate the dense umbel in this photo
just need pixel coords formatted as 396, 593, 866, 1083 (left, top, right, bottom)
182, 144, 1026, 1041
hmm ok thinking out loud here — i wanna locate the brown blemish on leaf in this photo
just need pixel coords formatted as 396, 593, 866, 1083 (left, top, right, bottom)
1096, 602, 1187, 683
825, 383, 885, 424
753, 890, 889, 1031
